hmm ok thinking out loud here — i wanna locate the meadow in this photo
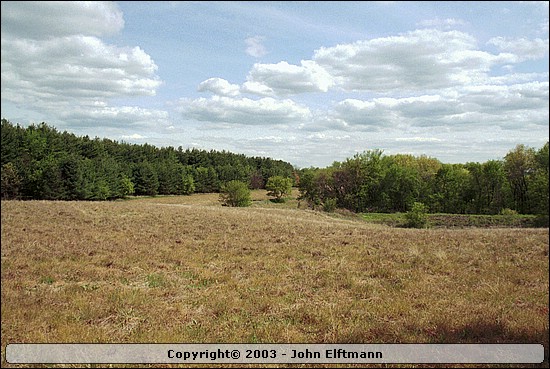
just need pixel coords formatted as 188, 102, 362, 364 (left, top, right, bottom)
1, 190, 548, 368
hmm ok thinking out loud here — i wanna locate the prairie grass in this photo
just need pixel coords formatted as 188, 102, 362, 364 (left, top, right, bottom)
1, 191, 548, 368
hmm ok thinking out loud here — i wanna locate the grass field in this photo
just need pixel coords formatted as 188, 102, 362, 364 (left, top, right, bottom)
1, 190, 548, 368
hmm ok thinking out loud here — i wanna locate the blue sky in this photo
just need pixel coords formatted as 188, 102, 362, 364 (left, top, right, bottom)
1, 1, 548, 168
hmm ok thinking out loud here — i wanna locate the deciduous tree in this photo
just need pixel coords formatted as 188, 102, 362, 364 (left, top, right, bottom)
265, 175, 293, 202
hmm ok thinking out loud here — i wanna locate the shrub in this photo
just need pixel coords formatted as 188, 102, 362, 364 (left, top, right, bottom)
323, 198, 337, 212
219, 180, 251, 207
500, 208, 518, 216
406, 202, 429, 228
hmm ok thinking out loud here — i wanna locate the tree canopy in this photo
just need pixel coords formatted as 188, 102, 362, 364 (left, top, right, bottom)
297, 144, 548, 216
0, 119, 295, 200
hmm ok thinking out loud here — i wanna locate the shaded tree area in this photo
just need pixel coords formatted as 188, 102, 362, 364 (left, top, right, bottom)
298, 143, 549, 216
0, 120, 295, 200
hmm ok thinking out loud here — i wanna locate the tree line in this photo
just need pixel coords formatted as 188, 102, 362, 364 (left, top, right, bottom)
296, 144, 548, 216
0, 119, 295, 200
1, 119, 548, 217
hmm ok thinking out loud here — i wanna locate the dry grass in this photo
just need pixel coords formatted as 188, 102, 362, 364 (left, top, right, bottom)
1, 191, 548, 368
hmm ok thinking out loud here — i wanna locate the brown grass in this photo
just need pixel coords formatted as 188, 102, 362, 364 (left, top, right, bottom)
1, 190, 548, 368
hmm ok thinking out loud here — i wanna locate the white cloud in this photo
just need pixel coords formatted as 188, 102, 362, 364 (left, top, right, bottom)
395, 137, 444, 142
198, 133, 355, 169
178, 96, 312, 126
1, 36, 160, 102
0, 1, 124, 39
245, 35, 268, 58
321, 80, 549, 131
238, 29, 548, 98
197, 78, 240, 97
121, 133, 147, 140
313, 29, 523, 92
307, 133, 351, 142
487, 72, 549, 85
0, 1, 166, 130
240, 81, 276, 97
487, 37, 549, 61
457, 82, 549, 126
242, 60, 334, 96
59, 105, 171, 128
328, 98, 405, 131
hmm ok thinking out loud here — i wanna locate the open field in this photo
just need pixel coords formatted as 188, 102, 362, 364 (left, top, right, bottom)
1, 191, 549, 368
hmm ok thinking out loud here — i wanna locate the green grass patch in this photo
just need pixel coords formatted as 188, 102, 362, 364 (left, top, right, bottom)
145, 273, 166, 288
362, 212, 408, 227
39, 276, 55, 285
362, 212, 544, 228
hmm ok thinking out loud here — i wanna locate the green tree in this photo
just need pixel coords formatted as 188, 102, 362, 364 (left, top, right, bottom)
180, 173, 195, 195
531, 142, 549, 215
58, 153, 83, 200
133, 161, 159, 196
219, 180, 251, 207
341, 149, 385, 212
265, 175, 293, 202
120, 175, 135, 197
431, 164, 471, 213
0, 120, 298, 201
504, 144, 536, 213
93, 178, 111, 200
193, 166, 219, 193
465, 160, 506, 214
1, 119, 24, 166
379, 157, 420, 212
35, 155, 65, 200
297, 168, 322, 209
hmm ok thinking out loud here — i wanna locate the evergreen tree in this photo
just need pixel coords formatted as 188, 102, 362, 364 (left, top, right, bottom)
133, 161, 159, 196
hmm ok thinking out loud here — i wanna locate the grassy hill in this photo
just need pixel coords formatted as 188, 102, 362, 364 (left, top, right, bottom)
1, 191, 548, 367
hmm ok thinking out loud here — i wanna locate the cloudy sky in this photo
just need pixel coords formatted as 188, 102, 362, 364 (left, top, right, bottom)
1, 1, 548, 168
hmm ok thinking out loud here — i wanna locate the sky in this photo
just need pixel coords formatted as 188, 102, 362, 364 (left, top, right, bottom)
1, 1, 548, 168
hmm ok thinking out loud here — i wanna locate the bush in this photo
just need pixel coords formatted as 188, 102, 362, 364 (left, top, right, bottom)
323, 198, 337, 212
500, 208, 518, 216
406, 202, 429, 228
219, 180, 251, 207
